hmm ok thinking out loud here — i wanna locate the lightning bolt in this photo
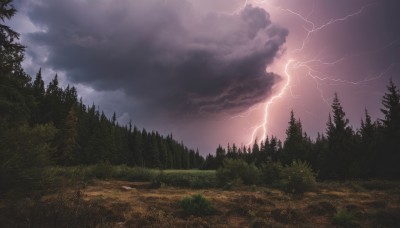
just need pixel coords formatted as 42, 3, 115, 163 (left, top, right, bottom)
282, 1, 378, 53
248, 60, 293, 144
244, 0, 397, 145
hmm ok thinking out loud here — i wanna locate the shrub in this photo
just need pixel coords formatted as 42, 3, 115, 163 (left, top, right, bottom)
279, 160, 317, 194
333, 208, 355, 227
90, 162, 113, 179
150, 171, 166, 188
180, 194, 215, 216
216, 159, 261, 187
260, 161, 284, 186
242, 163, 262, 185
151, 171, 217, 188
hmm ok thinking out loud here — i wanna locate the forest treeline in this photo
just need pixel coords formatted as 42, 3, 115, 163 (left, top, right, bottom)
0, 1, 203, 192
204, 85, 400, 180
1, 67, 204, 169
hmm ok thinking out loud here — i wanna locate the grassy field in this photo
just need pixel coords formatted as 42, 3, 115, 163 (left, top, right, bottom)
1, 167, 400, 227
162, 169, 216, 174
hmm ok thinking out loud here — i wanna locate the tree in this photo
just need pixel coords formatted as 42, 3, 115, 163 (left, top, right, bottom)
380, 79, 400, 129
282, 110, 306, 164
360, 109, 375, 143
0, 124, 57, 193
0, 0, 30, 129
32, 68, 45, 98
44, 75, 65, 126
31, 68, 46, 124
215, 145, 226, 168
0, 0, 50, 194
323, 93, 355, 180
0, 0, 24, 76
55, 106, 78, 165
378, 79, 400, 178
358, 109, 378, 178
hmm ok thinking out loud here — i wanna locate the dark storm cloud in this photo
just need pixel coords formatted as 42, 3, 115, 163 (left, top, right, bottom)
23, 0, 287, 117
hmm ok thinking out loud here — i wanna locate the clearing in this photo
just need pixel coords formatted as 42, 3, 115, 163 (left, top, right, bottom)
3, 179, 398, 227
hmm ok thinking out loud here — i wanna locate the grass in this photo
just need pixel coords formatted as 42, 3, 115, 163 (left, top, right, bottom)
1, 177, 399, 227
162, 169, 216, 174
179, 194, 216, 216
152, 170, 217, 188
333, 208, 355, 227
43, 165, 217, 189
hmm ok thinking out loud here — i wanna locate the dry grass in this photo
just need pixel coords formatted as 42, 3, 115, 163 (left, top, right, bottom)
1, 180, 400, 227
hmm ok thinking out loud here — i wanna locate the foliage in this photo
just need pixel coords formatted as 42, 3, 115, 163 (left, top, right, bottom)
111, 165, 157, 181
0, 0, 25, 76
216, 159, 261, 187
152, 170, 217, 188
89, 162, 114, 179
260, 161, 284, 186
323, 93, 355, 180
43, 165, 158, 184
332, 208, 355, 227
0, 124, 57, 194
279, 160, 317, 194
282, 110, 309, 165
180, 194, 216, 216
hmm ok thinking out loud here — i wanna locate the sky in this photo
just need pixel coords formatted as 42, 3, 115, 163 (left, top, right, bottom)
8, 0, 400, 155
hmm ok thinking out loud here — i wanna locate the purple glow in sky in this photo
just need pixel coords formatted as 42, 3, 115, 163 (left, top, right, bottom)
9, 0, 400, 154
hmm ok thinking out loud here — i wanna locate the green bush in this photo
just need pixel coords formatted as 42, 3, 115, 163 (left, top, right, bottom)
242, 163, 262, 185
216, 159, 261, 187
279, 160, 317, 194
260, 161, 284, 186
89, 162, 113, 179
180, 194, 215, 216
333, 208, 355, 227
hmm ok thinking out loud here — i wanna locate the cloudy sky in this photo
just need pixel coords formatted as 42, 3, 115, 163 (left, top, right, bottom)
9, 0, 400, 154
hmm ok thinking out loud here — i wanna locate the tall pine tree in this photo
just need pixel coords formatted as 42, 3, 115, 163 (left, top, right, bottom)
323, 93, 355, 180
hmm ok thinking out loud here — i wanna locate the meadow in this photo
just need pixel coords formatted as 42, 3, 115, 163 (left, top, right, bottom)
1, 165, 400, 227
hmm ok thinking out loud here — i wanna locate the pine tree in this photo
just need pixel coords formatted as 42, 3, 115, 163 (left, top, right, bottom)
282, 110, 305, 164
43, 74, 64, 127
323, 93, 355, 180
0, 1, 57, 192
357, 109, 378, 178
378, 79, 400, 177
0, 0, 30, 128
0, 0, 24, 76
380, 79, 400, 129
32, 68, 45, 98
55, 106, 78, 165
215, 145, 225, 168
360, 109, 375, 143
